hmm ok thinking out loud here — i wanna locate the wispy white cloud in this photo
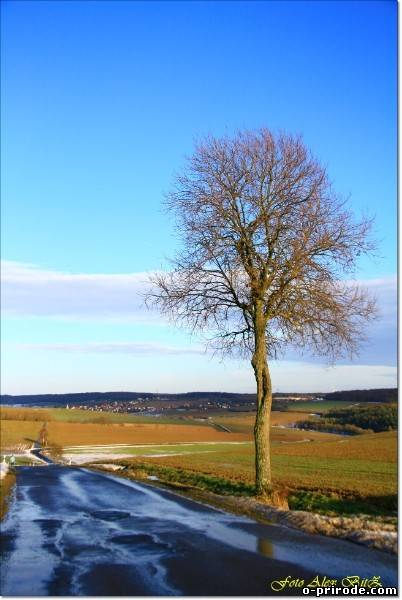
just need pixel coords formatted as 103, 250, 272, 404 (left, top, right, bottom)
1, 260, 159, 323
1, 260, 396, 366
17, 342, 205, 356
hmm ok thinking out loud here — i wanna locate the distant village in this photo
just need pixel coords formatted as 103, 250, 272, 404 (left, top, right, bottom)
66, 397, 251, 414
65, 395, 321, 415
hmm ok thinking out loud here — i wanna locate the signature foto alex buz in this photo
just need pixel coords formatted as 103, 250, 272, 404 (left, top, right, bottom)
271, 575, 383, 592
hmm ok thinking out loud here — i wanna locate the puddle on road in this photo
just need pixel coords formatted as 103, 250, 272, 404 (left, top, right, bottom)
110, 533, 155, 545
88, 470, 276, 560
1, 486, 60, 596
89, 509, 131, 521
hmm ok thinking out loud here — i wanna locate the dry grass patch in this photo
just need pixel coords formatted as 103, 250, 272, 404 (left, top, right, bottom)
1, 419, 250, 450
213, 411, 332, 433
0, 407, 53, 422
273, 431, 397, 462
1, 471, 16, 520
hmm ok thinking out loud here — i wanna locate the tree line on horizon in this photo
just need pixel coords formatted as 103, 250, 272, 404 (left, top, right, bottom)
0, 387, 397, 406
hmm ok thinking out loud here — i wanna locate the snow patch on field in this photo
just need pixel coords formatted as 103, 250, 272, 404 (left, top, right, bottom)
61, 441, 252, 464
64, 450, 216, 465
63, 441, 251, 450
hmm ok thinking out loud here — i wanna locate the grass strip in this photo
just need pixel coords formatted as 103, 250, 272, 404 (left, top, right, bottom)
0, 471, 16, 520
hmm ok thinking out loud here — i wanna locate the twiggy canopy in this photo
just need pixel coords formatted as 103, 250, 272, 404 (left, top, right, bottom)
150, 129, 377, 361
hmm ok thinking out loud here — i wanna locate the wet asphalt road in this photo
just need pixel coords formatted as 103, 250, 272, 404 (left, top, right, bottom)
0, 466, 397, 596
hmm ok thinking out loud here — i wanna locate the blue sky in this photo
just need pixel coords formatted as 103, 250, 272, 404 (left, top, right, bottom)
1, 0, 397, 394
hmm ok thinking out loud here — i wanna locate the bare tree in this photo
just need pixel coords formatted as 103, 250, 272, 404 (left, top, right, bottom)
39, 422, 49, 448
149, 129, 377, 500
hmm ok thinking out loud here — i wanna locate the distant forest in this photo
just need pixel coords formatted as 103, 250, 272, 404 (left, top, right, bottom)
296, 404, 397, 435
0, 388, 397, 407
324, 388, 397, 403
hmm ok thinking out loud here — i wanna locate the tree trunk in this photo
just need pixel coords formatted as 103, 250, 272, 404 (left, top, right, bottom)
251, 311, 273, 497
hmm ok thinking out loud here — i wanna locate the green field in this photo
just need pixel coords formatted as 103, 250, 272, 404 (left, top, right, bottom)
117, 431, 397, 515
49, 408, 205, 425
0, 406, 205, 426
285, 401, 359, 412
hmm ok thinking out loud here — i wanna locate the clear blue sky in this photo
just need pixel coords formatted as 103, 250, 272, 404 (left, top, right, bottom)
1, 0, 397, 394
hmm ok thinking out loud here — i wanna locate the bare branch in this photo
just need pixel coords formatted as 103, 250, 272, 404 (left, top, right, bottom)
148, 128, 377, 362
